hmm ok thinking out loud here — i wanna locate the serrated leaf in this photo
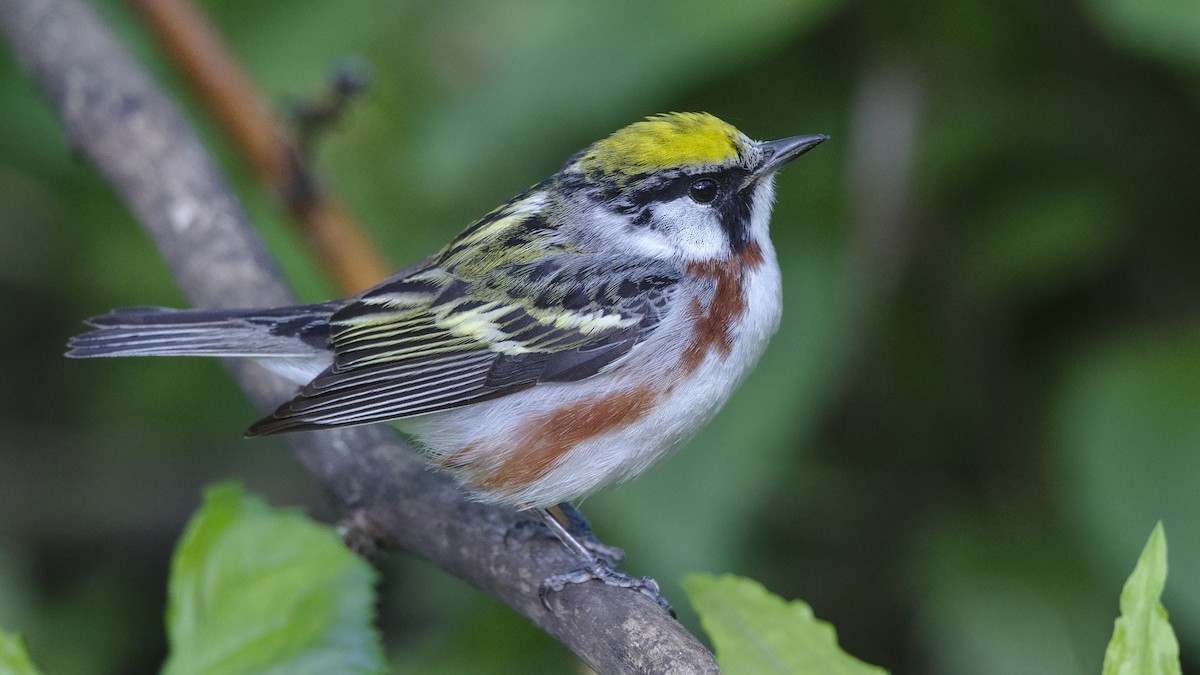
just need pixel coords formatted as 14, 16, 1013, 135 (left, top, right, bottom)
684, 573, 887, 675
1102, 523, 1182, 675
0, 629, 43, 675
162, 483, 383, 675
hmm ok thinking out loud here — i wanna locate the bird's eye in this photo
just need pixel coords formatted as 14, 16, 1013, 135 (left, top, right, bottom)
688, 178, 719, 204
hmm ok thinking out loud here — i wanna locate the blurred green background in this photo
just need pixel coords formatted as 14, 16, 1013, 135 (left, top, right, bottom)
2, 0, 1198, 672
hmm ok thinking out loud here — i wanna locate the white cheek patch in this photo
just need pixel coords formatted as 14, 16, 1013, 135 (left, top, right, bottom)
651, 199, 729, 261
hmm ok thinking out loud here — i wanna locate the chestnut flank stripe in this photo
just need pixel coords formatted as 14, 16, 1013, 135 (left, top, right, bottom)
479, 385, 660, 491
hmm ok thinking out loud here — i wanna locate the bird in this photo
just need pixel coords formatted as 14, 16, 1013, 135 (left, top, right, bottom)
68, 112, 827, 608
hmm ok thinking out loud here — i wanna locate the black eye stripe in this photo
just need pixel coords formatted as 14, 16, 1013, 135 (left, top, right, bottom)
626, 170, 745, 208
618, 169, 755, 252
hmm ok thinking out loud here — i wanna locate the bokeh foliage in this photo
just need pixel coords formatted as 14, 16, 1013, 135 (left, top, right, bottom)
1, 0, 1197, 672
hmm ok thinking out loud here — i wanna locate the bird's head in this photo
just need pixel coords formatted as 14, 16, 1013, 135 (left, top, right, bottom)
556, 112, 826, 261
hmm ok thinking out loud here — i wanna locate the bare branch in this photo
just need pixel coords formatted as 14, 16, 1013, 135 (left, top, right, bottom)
0, 0, 718, 672
129, 0, 390, 293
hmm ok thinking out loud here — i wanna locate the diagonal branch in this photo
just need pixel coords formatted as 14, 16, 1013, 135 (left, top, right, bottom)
129, 0, 389, 294
0, 0, 718, 672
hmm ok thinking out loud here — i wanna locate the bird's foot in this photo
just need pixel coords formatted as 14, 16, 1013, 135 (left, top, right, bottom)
526, 505, 671, 615
538, 554, 674, 616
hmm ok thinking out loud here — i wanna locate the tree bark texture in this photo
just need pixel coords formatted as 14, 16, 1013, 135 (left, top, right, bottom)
0, 0, 719, 672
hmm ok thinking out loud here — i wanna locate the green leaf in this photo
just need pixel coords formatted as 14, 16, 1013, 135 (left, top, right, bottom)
162, 483, 383, 675
0, 629, 43, 675
1102, 523, 1182, 675
684, 573, 887, 675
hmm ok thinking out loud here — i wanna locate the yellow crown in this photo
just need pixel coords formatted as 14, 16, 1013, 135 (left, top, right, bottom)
579, 113, 746, 179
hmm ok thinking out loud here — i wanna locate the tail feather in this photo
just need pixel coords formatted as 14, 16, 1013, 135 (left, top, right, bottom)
66, 304, 338, 359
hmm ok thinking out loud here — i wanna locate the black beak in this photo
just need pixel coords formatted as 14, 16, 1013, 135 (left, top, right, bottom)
748, 134, 828, 184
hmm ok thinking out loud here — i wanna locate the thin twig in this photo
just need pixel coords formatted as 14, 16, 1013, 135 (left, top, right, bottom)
128, 0, 390, 293
0, 0, 718, 672
291, 58, 371, 158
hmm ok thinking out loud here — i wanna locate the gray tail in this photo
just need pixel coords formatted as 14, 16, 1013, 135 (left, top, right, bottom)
66, 304, 338, 359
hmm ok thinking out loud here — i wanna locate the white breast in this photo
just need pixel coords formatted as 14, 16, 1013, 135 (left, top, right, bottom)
559, 243, 783, 493
402, 240, 783, 508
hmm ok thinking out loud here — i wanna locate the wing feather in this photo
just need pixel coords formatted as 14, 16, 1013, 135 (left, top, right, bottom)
246, 222, 681, 436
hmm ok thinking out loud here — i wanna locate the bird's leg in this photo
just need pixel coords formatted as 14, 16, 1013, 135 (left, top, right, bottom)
548, 502, 626, 565
504, 503, 624, 564
530, 506, 673, 615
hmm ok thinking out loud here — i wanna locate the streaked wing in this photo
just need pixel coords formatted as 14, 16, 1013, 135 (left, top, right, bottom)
246, 249, 679, 435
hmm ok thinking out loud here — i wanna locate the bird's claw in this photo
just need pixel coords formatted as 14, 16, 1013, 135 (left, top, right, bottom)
580, 539, 626, 566
538, 558, 674, 616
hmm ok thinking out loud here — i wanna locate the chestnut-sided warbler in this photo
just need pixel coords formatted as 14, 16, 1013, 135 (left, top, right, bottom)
69, 112, 826, 607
